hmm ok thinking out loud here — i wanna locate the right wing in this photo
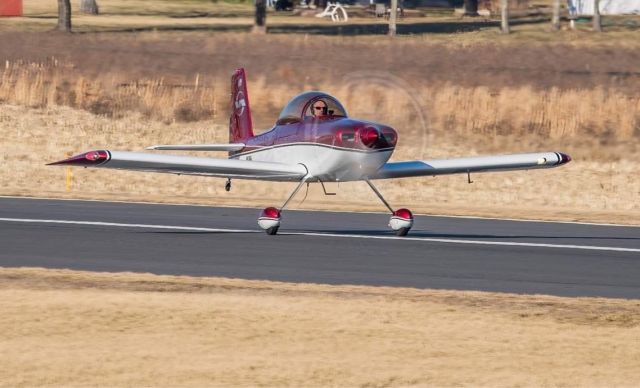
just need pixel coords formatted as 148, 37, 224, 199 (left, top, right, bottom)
48, 150, 307, 181
371, 152, 571, 180
145, 143, 245, 151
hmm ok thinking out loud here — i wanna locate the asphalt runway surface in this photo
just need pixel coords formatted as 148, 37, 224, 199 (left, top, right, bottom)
1, 197, 638, 298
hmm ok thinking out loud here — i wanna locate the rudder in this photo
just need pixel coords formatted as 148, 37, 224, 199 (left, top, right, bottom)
229, 68, 254, 143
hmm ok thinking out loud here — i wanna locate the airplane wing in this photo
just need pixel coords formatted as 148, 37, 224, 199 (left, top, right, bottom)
48, 150, 307, 181
371, 152, 571, 180
145, 144, 245, 151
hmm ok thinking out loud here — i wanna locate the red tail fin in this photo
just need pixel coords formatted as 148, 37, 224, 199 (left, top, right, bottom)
229, 68, 254, 143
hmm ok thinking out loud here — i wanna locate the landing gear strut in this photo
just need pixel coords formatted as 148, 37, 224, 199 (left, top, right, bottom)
365, 178, 413, 236
258, 176, 309, 235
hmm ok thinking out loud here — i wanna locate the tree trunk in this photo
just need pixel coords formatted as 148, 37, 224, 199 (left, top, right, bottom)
57, 0, 72, 32
551, 0, 561, 31
500, 0, 509, 34
463, 0, 478, 16
79, 0, 99, 15
593, 0, 602, 32
253, 0, 267, 34
388, 0, 397, 37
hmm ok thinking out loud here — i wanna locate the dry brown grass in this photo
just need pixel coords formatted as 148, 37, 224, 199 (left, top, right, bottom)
0, 59, 220, 122
1, 267, 639, 387
3, 59, 639, 138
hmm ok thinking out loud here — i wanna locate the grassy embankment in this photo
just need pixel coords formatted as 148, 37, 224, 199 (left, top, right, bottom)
1, 267, 639, 386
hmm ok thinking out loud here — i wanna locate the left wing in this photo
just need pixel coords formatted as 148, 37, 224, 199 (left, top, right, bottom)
48, 150, 307, 181
145, 143, 245, 151
371, 152, 571, 180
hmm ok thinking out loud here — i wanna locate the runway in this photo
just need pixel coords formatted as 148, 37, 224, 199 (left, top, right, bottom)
1, 197, 638, 298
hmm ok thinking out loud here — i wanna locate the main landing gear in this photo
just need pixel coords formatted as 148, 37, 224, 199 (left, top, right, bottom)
365, 178, 414, 236
257, 177, 413, 237
257, 176, 309, 236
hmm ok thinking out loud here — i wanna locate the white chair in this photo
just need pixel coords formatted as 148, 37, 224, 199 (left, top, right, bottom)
315, 2, 349, 22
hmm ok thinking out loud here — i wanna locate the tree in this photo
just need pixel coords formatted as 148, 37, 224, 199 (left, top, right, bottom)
551, 0, 561, 31
253, 0, 267, 34
79, 0, 99, 15
593, 0, 602, 32
388, 0, 398, 37
463, 0, 478, 16
57, 0, 72, 32
500, 0, 509, 34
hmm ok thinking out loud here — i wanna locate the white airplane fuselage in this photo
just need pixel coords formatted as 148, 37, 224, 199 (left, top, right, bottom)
231, 143, 394, 182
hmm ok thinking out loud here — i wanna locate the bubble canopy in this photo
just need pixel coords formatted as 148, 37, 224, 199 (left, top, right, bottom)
276, 92, 348, 125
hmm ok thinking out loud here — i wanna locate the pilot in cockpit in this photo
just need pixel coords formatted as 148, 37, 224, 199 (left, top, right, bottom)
311, 100, 328, 118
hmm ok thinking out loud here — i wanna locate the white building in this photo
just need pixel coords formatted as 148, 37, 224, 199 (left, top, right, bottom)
567, 0, 640, 15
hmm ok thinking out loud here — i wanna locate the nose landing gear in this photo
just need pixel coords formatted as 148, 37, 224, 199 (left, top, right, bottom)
365, 178, 414, 236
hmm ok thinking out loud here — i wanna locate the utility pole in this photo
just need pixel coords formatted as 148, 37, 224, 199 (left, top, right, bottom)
57, 0, 71, 32
593, 0, 602, 32
388, 0, 397, 37
501, 0, 509, 34
551, 0, 561, 31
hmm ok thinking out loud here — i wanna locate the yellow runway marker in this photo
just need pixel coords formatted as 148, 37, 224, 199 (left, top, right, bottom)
65, 151, 73, 192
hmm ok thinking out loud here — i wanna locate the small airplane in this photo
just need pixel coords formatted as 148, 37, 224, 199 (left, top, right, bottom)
50, 68, 571, 236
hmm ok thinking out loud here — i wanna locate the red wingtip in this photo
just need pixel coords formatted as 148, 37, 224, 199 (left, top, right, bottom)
559, 153, 572, 165
47, 150, 110, 166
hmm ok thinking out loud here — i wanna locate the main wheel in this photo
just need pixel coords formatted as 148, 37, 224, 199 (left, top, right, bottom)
395, 227, 410, 237
265, 226, 279, 235
258, 207, 281, 236
389, 208, 414, 237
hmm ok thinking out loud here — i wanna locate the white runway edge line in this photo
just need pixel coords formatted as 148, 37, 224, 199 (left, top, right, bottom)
2, 217, 639, 253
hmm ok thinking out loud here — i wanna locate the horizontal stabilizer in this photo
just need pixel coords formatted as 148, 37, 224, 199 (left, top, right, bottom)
145, 144, 245, 151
